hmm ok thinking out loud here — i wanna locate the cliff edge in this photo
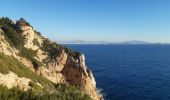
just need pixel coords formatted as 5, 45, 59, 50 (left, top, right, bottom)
0, 17, 102, 100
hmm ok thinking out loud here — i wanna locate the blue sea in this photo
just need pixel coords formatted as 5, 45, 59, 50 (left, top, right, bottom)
66, 44, 170, 100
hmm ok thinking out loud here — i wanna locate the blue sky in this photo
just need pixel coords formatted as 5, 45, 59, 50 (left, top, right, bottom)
0, 0, 170, 43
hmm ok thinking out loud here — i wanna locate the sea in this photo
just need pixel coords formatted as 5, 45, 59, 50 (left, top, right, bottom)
66, 44, 170, 100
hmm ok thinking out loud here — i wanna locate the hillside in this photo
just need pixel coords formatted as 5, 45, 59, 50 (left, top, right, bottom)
0, 17, 102, 100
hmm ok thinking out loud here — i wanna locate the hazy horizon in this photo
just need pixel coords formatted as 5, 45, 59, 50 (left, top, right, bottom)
1, 0, 170, 43
58, 40, 170, 44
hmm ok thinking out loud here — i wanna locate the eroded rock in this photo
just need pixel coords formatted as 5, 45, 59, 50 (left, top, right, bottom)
62, 54, 102, 100
0, 71, 42, 91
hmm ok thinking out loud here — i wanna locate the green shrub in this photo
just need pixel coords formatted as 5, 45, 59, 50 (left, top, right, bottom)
64, 46, 81, 58
35, 30, 42, 36
18, 48, 43, 68
1, 23, 23, 48
0, 17, 43, 69
0, 53, 53, 89
0, 84, 92, 100
16, 18, 31, 26
28, 81, 43, 95
41, 39, 81, 60
0, 17, 13, 26
33, 38, 40, 46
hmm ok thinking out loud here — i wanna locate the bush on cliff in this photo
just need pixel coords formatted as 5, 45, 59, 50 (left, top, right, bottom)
0, 84, 92, 100
41, 39, 81, 60
0, 17, 42, 68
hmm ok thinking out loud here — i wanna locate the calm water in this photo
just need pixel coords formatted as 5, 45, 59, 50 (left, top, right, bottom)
66, 44, 170, 100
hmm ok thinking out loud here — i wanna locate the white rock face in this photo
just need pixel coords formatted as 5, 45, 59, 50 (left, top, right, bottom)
36, 50, 67, 83
0, 33, 34, 70
79, 54, 86, 66
48, 50, 68, 72
0, 72, 31, 91
19, 25, 49, 64
36, 49, 48, 62
19, 25, 43, 50
0, 72, 42, 91
0, 34, 18, 58
0, 29, 2, 33
38, 67, 65, 83
20, 26, 37, 50
19, 57, 35, 71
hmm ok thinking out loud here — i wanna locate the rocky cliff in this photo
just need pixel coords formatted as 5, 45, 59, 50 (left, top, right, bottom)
0, 17, 102, 100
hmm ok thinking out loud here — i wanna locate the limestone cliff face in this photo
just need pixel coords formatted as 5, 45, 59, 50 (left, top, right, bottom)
19, 25, 43, 50
0, 18, 102, 100
62, 54, 101, 100
37, 50, 102, 99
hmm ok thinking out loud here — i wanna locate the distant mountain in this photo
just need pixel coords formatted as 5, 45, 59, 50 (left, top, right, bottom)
59, 40, 112, 44
59, 40, 153, 44
120, 40, 152, 44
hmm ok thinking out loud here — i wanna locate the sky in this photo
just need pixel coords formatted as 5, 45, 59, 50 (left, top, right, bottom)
0, 0, 170, 43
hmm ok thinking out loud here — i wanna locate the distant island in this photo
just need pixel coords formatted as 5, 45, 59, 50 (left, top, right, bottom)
59, 40, 169, 45
120, 40, 152, 45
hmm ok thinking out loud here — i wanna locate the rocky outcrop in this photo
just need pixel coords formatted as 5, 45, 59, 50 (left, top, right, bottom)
35, 50, 67, 83
62, 54, 102, 100
0, 33, 20, 59
37, 51, 102, 99
19, 25, 43, 50
0, 33, 35, 71
0, 71, 42, 91
37, 67, 65, 83
47, 50, 67, 72
0, 18, 103, 100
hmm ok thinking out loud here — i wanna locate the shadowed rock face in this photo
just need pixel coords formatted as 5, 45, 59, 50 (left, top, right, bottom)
62, 54, 101, 100
38, 51, 102, 99
0, 18, 103, 100
48, 50, 68, 72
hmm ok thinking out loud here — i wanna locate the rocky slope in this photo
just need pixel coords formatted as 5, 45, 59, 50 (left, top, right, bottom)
0, 17, 102, 100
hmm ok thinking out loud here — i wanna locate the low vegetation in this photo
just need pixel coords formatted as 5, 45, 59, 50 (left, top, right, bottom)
33, 38, 40, 46
0, 53, 92, 100
0, 53, 52, 88
41, 39, 81, 60
0, 84, 92, 100
0, 17, 42, 68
